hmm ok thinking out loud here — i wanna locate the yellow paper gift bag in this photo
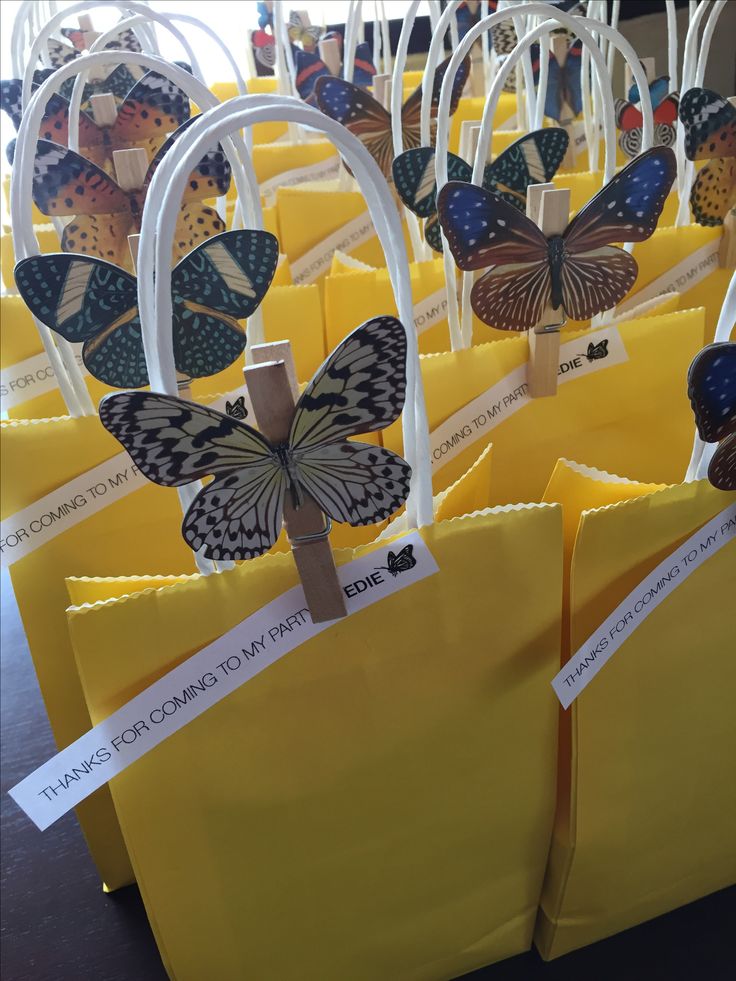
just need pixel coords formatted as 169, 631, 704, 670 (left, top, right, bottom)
383, 308, 707, 504
66, 504, 563, 981
1, 414, 200, 889
535, 468, 736, 959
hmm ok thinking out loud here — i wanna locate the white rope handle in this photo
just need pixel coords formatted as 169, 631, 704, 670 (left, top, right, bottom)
685, 270, 736, 481
136, 96, 434, 558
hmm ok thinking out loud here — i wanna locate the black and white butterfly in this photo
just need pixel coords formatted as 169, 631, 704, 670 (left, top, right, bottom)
100, 316, 412, 560
225, 396, 248, 420
377, 543, 417, 577
584, 339, 609, 361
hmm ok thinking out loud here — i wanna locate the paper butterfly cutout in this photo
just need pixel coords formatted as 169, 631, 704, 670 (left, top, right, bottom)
100, 316, 412, 560
687, 342, 736, 490
226, 396, 249, 420
679, 87, 736, 227
295, 34, 375, 103
14, 230, 278, 389
456, 2, 481, 40
288, 11, 322, 51
257, 2, 274, 30
3, 71, 190, 176
615, 75, 679, 158
584, 339, 608, 361
392, 128, 569, 253
45, 23, 142, 69
438, 146, 677, 331
251, 29, 276, 74
531, 37, 583, 123
314, 55, 470, 181
493, 1, 586, 94
377, 543, 417, 577
30, 121, 231, 270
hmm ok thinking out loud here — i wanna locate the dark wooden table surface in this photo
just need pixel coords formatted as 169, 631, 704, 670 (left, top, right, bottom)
1, 569, 733, 981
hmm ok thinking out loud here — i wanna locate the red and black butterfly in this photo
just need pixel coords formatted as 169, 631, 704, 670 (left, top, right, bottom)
615, 75, 679, 158
31, 119, 231, 270
438, 146, 677, 331
314, 54, 470, 181
679, 87, 736, 227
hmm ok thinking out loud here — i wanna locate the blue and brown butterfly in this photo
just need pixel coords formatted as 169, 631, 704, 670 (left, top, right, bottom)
438, 146, 677, 331
688, 342, 736, 491
14, 229, 279, 390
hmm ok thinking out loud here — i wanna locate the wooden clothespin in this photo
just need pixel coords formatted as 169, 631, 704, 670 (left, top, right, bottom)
113, 147, 148, 192
552, 36, 576, 170
719, 98, 736, 270
624, 57, 656, 97
88, 92, 118, 127
372, 73, 390, 107
526, 183, 570, 398
467, 2, 485, 98
319, 37, 342, 76
77, 13, 100, 47
380, 77, 393, 111
244, 344, 348, 623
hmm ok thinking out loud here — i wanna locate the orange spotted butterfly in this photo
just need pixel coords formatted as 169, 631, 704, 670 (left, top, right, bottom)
438, 146, 676, 331
314, 54, 470, 181
3, 71, 190, 175
688, 342, 736, 490
31, 119, 231, 270
679, 87, 736, 227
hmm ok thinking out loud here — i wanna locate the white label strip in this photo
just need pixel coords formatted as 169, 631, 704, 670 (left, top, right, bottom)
413, 287, 449, 336
289, 211, 377, 285
0, 386, 251, 567
9, 531, 439, 830
617, 237, 721, 314
552, 504, 736, 709
0, 346, 88, 411
260, 155, 341, 205
430, 327, 628, 471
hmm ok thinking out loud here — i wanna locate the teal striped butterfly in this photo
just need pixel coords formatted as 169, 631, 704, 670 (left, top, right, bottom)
392, 128, 569, 253
14, 230, 279, 389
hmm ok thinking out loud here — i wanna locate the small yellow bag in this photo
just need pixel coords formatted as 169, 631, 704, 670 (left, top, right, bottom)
535, 465, 736, 958
383, 308, 707, 503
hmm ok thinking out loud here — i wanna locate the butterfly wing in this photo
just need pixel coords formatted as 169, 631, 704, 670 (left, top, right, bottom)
558, 245, 639, 320
294, 49, 331, 102
561, 40, 583, 118
292, 440, 411, 526
290, 316, 408, 450
564, 146, 677, 252
709, 433, 736, 491
679, 87, 736, 161
653, 93, 679, 127
32, 140, 129, 217
171, 230, 279, 378
107, 71, 191, 147
531, 44, 562, 122
171, 205, 227, 264
61, 213, 133, 266
689, 156, 736, 226
13, 252, 136, 339
687, 342, 736, 444
145, 117, 232, 201
47, 38, 78, 68
628, 75, 670, 109
400, 54, 471, 150
314, 76, 393, 177
99, 392, 284, 558
615, 98, 643, 132
483, 127, 570, 211
353, 41, 377, 90
392, 147, 472, 220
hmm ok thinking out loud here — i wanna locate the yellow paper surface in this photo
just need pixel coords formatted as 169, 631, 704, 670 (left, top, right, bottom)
383, 309, 706, 503
1, 414, 199, 889
536, 476, 736, 958
69, 504, 562, 980
324, 258, 453, 356
211, 78, 286, 145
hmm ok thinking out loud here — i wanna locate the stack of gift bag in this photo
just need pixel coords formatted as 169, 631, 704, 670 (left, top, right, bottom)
1, 1, 733, 978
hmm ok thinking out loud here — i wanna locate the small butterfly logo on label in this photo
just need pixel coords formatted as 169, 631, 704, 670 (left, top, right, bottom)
584, 339, 609, 362
225, 396, 248, 420
376, 544, 416, 577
